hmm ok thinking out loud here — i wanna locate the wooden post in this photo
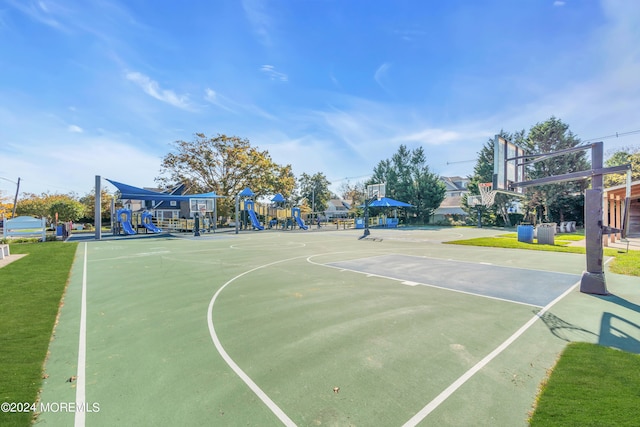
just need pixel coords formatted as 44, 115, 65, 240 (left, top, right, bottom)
609, 194, 616, 243
602, 192, 609, 247
615, 195, 621, 240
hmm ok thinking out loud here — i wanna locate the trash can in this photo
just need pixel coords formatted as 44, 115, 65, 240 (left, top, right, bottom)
517, 225, 534, 243
56, 225, 64, 236
536, 223, 556, 245
355, 218, 364, 229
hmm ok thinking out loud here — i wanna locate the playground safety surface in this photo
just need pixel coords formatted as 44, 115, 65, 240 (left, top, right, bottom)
37, 227, 640, 426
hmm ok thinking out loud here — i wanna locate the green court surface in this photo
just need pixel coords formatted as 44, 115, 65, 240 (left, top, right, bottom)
35, 227, 640, 426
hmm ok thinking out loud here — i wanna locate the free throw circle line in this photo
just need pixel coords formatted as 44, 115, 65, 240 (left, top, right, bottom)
207, 255, 308, 427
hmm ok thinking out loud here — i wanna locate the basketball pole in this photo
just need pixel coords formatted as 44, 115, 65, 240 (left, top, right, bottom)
580, 142, 606, 294
508, 141, 630, 295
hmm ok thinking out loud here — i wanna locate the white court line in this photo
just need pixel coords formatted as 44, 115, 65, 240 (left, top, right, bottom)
401, 280, 580, 427
207, 256, 305, 427
74, 243, 88, 427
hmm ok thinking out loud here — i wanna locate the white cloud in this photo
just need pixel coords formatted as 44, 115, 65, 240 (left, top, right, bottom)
125, 71, 190, 110
68, 124, 83, 133
553, 1, 566, 6
242, 0, 273, 46
374, 62, 392, 93
260, 65, 288, 82
5, 0, 67, 31
394, 128, 474, 145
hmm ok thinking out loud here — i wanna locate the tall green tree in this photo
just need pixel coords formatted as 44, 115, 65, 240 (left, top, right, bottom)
604, 146, 640, 187
156, 133, 295, 218
79, 188, 113, 223
298, 172, 331, 213
466, 130, 525, 226
524, 117, 589, 223
16, 193, 85, 223
369, 145, 445, 223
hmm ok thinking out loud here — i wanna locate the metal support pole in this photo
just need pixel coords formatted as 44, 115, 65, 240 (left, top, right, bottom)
580, 142, 606, 294
95, 175, 102, 240
235, 194, 239, 234
12, 177, 20, 218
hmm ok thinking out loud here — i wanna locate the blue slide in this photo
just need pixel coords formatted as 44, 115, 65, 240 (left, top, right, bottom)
247, 208, 264, 230
121, 220, 136, 235
141, 212, 162, 233
294, 215, 308, 230
142, 222, 162, 233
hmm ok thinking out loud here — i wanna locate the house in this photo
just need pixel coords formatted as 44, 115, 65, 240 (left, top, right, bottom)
324, 199, 351, 219
431, 176, 471, 223
603, 180, 640, 239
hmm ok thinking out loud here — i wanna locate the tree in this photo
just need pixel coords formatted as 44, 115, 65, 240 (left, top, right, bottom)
298, 172, 331, 213
338, 180, 366, 216
79, 188, 114, 224
369, 145, 445, 223
466, 130, 525, 227
49, 199, 86, 222
604, 146, 640, 187
524, 117, 589, 223
16, 193, 85, 223
157, 133, 296, 218
0, 190, 12, 218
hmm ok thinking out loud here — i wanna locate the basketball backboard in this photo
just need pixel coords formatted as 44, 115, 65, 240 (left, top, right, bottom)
189, 198, 214, 214
493, 135, 526, 195
367, 183, 386, 200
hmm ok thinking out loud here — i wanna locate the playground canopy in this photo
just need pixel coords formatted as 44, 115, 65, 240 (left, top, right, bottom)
368, 197, 414, 208
271, 193, 286, 203
106, 179, 223, 201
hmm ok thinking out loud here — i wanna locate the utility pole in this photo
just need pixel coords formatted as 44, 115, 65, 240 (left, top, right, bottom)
12, 177, 20, 218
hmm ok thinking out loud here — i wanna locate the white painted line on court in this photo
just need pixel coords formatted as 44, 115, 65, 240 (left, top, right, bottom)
74, 243, 88, 427
207, 256, 306, 427
402, 281, 419, 286
401, 279, 580, 427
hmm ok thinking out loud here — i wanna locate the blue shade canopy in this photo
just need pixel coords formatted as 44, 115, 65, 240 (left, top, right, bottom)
368, 197, 414, 208
271, 193, 286, 202
239, 187, 255, 197
106, 179, 223, 201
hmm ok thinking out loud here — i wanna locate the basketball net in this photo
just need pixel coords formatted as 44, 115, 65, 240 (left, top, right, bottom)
478, 183, 496, 207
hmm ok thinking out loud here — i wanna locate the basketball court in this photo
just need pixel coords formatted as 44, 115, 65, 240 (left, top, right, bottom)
32, 226, 640, 426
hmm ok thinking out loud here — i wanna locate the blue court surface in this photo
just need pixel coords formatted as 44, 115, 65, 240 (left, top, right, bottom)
329, 254, 581, 307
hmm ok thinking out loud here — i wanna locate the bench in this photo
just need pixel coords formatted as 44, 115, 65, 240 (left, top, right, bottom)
0, 244, 10, 260
558, 221, 576, 233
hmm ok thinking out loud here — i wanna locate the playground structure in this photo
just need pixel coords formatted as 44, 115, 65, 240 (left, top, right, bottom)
291, 207, 308, 230
141, 211, 162, 233
115, 208, 137, 235
245, 200, 264, 230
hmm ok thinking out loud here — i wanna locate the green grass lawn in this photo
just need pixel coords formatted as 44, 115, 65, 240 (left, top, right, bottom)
445, 230, 640, 425
530, 342, 640, 426
0, 241, 77, 427
445, 233, 640, 276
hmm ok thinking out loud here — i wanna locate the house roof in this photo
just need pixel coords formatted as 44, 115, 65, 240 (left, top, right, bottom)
604, 180, 640, 199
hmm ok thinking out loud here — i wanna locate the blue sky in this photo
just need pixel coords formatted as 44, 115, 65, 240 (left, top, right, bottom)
1, 0, 639, 198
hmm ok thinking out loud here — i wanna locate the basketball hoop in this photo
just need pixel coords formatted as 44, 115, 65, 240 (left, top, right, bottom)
478, 183, 496, 207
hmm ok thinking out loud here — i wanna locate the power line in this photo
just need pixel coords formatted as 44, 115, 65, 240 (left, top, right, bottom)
446, 128, 640, 165
581, 129, 640, 143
